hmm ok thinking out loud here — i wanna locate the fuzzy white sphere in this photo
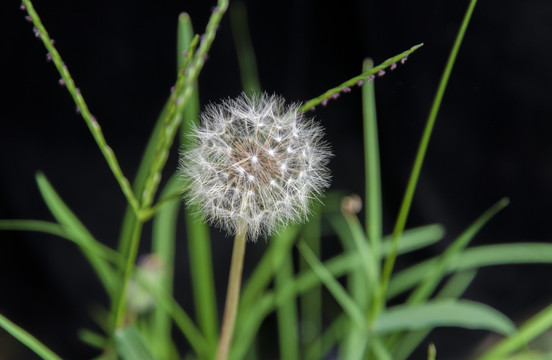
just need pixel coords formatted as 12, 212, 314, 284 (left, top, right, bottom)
179, 93, 331, 240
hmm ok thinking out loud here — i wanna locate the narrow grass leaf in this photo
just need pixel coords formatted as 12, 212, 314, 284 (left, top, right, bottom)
0, 220, 121, 265
0, 313, 62, 360
381, 224, 445, 255
115, 326, 155, 360
388, 242, 552, 300
407, 198, 509, 305
376, 0, 479, 318
35, 172, 116, 293
299, 44, 424, 112
297, 241, 365, 329
478, 302, 552, 360
299, 205, 322, 359
275, 255, 300, 360
374, 299, 515, 335
240, 224, 300, 307
150, 174, 181, 359
77, 328, 107, 350
392, 270, 478, 360
362, 58, 383, 262
231, 1, 262, 94
176, 12, 220, 348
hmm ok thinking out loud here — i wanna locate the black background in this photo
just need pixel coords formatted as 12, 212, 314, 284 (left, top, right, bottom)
2, 0, 552, 359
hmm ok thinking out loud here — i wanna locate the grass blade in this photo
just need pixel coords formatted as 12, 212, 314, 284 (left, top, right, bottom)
297, 241, 365, 329
393, 270, 478, 360
299, 44, 424, 112
381, 224, 445, 255
230, 1, 262, 94
299, 206, 322, 359
22, 0, 140, 214
407, 198, 509, 305
35, 172, 116, 293
115, 326, 155, 360
0, 220, 121, 265
362, 58, 383, 263
275, 254, 300, 360
376, 0, 479, 318
374, 299, 515, 336
478, 303, 552, 360
177, 12, 220, 348
240, 224, 301, 307
0, 313, 62, 360
388, 242, 552, 300
150, 174, 181, 359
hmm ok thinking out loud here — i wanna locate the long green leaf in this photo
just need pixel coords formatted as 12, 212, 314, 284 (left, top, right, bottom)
374, 299, 515, 335
177, 12, 220, 349
240, 224, 300, 307
35, 172, 115, 293
297, 241, 365, 329
299, 205, 322, 359
115, 326, 155, 360
150, 174, 181, 359
478, 302, 552, 359
0, 313, 62, 360
407, 198, 509, 305
388, 242, 552, 300
230, 0, 262, 94
0, 220, 121, 265
393, 270, 478, 360
275, 254, 300, 360
376, 0, 479, 318
362, 58, 383, 262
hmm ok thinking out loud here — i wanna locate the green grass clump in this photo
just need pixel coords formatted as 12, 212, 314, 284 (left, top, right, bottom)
3, 0, 552, 359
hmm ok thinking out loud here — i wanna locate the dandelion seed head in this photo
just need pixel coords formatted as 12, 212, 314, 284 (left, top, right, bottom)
179, 93, 332, 240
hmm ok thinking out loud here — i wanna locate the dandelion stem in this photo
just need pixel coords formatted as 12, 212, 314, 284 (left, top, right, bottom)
216, 228, 247, 360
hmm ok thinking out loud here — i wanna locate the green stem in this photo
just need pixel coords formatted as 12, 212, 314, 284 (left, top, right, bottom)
22, 0, 140, 215
113, 221, 144, 330
216, 229, 248, 360
371, 0, 478, 320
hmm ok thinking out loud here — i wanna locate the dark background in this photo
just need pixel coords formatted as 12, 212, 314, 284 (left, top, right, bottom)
2, 0, 552, 359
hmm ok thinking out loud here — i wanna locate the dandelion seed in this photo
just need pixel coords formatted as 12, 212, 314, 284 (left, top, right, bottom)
179, 93, 331, 240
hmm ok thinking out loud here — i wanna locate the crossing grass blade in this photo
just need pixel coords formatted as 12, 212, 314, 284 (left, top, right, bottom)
387, 242, 552, 300
115, 326, 155, 360
35, 172, 116, 294
177, 12, 220, 349
0, 313, 62, 360
150, 174, 181, 359
478, 302, 552, 360
0, 220, 121, 265
374, 299, 515, 336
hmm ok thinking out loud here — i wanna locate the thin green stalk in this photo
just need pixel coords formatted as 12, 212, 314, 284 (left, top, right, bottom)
0, 313, 62, 360
141, 0, 229, 209
216, 229, 248, 360
362, 58, 383, 261
230, 0, 262, 94
275, 254, 300, 360
113, 221, 144, 330
22, 0, 139, 215
478, 303, 552, 360
372, 0, 479, 320
299, 44, 423, 113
